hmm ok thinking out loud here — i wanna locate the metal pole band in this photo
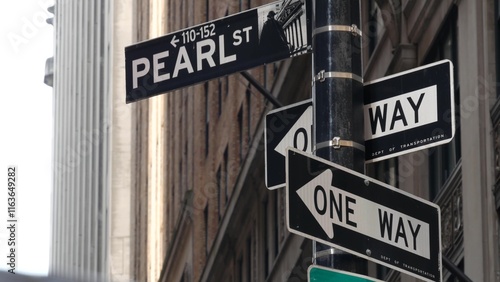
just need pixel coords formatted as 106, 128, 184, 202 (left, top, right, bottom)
314, 137, 365, 152
313, 249, 335, 261
313, 24, 362, 37
313, 70, 363, 84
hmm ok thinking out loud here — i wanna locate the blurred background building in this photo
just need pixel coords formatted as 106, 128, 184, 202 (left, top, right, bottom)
46, 0, 133, 281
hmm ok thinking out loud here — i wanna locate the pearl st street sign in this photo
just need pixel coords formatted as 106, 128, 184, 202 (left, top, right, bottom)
125, 0, 311, 103
364, 60, 455, 162
286, 148, 442, 282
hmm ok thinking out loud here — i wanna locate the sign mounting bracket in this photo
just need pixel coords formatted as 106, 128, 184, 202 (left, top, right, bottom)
314, 137, 365, 152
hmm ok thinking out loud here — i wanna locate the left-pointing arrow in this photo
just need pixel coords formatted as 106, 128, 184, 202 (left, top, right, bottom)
274, 105, 312, 157
296, 169, 335, 239
170, 35, 179, 48
296, 168, 366, 240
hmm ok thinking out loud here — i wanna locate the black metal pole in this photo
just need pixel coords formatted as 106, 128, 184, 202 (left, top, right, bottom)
312, 0, 366, 273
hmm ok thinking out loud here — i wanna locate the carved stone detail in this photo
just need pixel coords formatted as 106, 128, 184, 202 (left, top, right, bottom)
434, 164, 463, 256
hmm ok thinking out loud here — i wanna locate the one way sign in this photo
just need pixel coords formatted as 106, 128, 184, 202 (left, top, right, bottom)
364, 60, 455, 162
265, 60, 455, 186
286, 148, 442, 282
265, 100, 312, 189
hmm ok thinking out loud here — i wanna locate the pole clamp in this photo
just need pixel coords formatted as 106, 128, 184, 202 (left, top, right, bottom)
349, 24, 362, 37
313, 249, 335, 261
313, 24, 363, 37
313, 70, 363, 85
315, 70, 327, 82
314, 137, 365, 152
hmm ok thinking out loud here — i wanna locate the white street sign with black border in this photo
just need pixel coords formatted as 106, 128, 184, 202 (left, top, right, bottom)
286, 148, 442, 282
364, 60, 455, 162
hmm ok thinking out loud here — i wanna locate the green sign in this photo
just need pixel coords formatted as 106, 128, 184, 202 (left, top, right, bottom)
308, 266, 382, 282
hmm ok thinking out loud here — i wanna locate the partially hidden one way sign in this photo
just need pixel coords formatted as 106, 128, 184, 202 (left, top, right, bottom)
265, 99, 312, 189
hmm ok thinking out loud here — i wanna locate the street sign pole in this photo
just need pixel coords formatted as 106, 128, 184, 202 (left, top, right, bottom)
311, 0, 366, 273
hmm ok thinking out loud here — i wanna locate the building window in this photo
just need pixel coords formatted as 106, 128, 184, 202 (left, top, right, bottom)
217, 77, 228, 117
183, 95, 189, 195
376, 264, 390, 280
180, 264, 190, 282
246, 236, 252, 282
238, 107, 243, 163
218, 79, 222, 117
236, 234, 253, 282
496, 0, 500, 97
205, 0, 209, 21
205, 83, 210, 157
183, 0, 189, 27
263, 65, 268, 88
372, 158, 398, 187
367, 0, 381, 57
246, 85, 252, 144
263, 198, 269, 277
179, 110, 184, 193
204, 204, 209, 256
263, 192, 278, 279
426, 7, 460, 199
216, 165, 221, 221
174, 2, 178, 26
237, 257, 243, 282
274, 191, 279, 256
240, 0, 251, 11
446, 259, 464, 281
223, 147, 228, 204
